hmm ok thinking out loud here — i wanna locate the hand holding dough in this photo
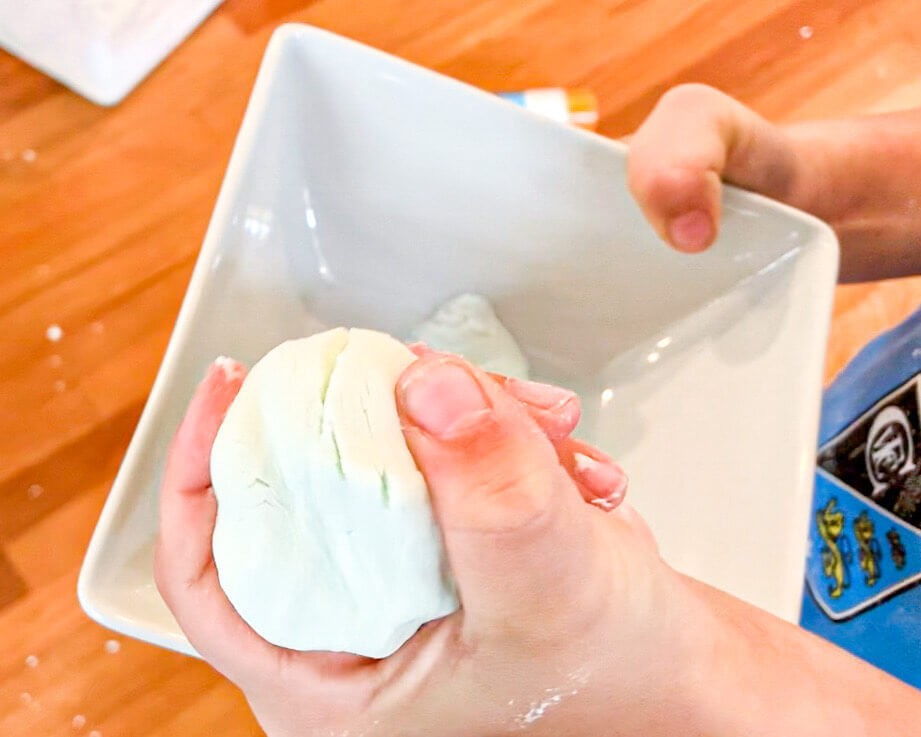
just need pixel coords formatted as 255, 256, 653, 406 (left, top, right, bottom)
205, 328, 626, 660
156, 347, 634, 737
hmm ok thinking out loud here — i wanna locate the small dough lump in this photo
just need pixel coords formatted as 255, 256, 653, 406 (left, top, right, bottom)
411, 293, 530, 379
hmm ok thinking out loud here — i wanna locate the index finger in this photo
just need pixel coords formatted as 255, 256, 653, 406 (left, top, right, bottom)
156, 358, 280, 681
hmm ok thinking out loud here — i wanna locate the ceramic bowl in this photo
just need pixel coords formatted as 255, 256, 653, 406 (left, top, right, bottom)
79, 24, 838, 655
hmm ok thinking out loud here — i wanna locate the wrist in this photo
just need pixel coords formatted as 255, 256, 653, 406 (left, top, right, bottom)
584, 563, 728, 737
780, 120, 855, 225
663, 574, 748, 737
721, 111, 838, 231
668, 574, 826, 737
782, 114, 921, 281
671, 573, 921, 737
673, 574, 849, 737
673, 576, 770, 737
516, 558, 720, 737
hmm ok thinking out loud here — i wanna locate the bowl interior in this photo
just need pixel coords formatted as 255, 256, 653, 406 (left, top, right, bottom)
79, 25, 837, 653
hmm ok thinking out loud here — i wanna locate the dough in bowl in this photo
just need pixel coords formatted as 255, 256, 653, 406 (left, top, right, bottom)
411, 293, 529, 380
210, 328, 458, 658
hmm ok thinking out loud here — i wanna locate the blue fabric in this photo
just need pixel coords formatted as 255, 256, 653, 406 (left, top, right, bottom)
820, 303, 921, 444
802, 303, 921, 689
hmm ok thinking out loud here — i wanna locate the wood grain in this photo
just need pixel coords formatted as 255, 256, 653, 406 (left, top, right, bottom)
2, 1, 920, 733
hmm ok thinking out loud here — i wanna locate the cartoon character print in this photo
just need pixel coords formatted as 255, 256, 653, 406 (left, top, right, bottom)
816, 498, 852, 598
852, 511, 882, 586
887, 528, 907, 571
811, 375, 921, 622
818, 380, 921, 529
866, 406, 918, 500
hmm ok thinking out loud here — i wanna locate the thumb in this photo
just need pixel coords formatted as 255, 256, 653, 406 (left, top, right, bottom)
627, 84, 794, 253
396, 355, 599, 631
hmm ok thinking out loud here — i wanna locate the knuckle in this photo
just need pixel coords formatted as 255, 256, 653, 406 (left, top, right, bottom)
657, 82, 721, 110
628, 163, 686, 205
629, 162, 710, 215
471, 457, 560, 532
626, 162, 660, 202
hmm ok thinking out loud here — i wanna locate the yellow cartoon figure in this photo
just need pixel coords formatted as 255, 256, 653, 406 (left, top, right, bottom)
853, 511, 882, 586
816, 499, 850, 598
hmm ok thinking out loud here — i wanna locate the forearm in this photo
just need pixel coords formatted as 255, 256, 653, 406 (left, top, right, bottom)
682, 576, 920, 735
783, 111, 921, 282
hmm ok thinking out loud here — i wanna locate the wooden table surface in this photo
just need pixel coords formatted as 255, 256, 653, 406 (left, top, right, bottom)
2, 1, 921, 734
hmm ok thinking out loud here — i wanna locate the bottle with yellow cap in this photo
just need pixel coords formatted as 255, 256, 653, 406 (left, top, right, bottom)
498, 88, 599, 130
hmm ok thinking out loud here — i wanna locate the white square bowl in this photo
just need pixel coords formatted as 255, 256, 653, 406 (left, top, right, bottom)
79, 24, 838, 655
0, 0, 224, 106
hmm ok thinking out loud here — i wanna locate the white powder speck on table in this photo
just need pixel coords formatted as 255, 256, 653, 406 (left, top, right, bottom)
104, 639, 120, 654
27, 484, 43, 500
72, 714, 86, 729
799, 25, 813, 39
25, 654, 38, 668
45, 324, 63, 342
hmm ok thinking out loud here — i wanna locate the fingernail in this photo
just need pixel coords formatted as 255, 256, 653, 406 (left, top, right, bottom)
574, 453, 628, 511
401, 361, 491, 438
505, 377, 577, 410
667, 210, 714, 252
406, 342, 432, 357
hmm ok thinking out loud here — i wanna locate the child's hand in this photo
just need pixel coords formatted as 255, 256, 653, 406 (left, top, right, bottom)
154, 351, 921, 736
628, 84, 921, 282
627, 83, 801, 253
154, 355, 700, 737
